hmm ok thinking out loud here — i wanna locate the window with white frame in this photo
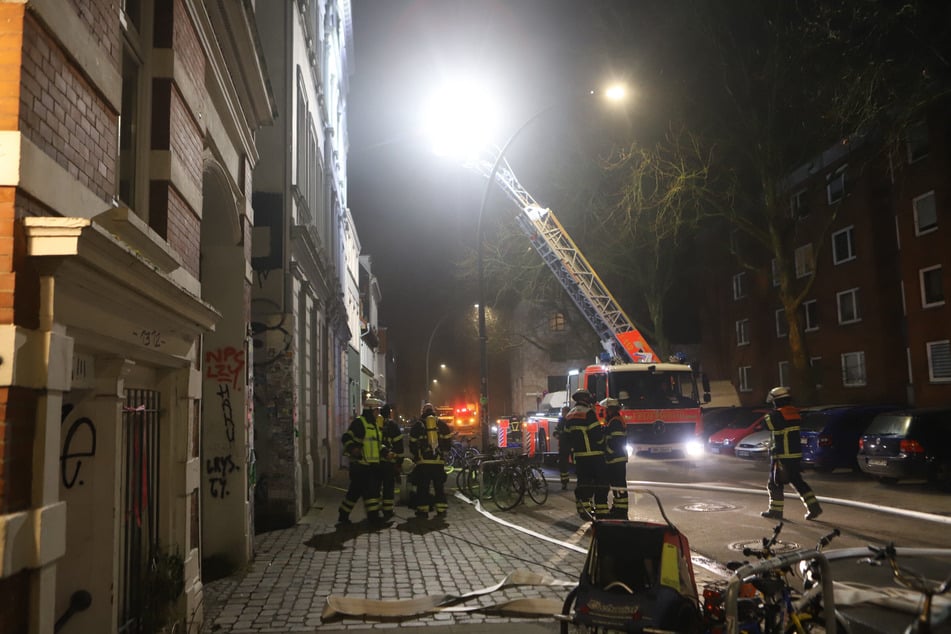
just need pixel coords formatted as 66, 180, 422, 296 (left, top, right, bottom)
810, 356, 823, 388
118, 0, 154, 219
832, 226, 855, 264
789, 189, 809, 218
837, 288, 861, 324
927, 340, 951, 382
906, 120, 930, 164
920, 265, 945, 308
841, 351, 867, 387
736, 319, 750, 346
827, 164, 847, 204
795, 244, 815, 278
913, 191, 938, 235
775, 308, 788, 338
732, 272, 747, 300
771, 258, 780, 287
738, 366, 752, 392
802, 299, 819, 331
778, 361, 790, 388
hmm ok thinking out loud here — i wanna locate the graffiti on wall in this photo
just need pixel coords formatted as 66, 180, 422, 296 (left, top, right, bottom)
205, 346, 245, 390
206, 454, 238, 498
60, 404, 97, 489
204, 346, 245, 499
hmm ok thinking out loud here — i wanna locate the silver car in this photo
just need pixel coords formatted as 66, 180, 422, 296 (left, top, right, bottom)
734, 428, 771, 460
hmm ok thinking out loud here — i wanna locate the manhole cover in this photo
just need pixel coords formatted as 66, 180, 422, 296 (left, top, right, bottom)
729, 539, 801, 554
679, 502, 738, 512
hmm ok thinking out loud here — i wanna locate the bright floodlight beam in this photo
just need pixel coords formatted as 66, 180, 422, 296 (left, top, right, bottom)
423, 79, 498, 158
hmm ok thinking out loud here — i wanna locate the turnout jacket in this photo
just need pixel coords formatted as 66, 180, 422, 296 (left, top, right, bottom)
380, 415, 405, 463
764, 405, 802, 460
408, 414, 452, 464
342, 410, 383, 465
603, 412, 627, 464
564, 404, 605, 458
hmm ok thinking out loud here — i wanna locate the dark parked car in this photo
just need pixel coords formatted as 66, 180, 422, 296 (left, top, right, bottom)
800, 404, 903, 472
857, 407, 951, 490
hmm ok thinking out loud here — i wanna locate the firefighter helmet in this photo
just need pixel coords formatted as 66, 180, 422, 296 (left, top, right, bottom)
600, 397, 621, 409
618, 391, 630, 400
572, 389, 593, 403
401, 457, 415, 475
363, 397, 383, 409
421, 402, 435, 416
766, 386, 791, 405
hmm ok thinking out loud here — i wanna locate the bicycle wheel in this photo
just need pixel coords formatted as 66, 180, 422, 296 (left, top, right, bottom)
526, 466, 549, 505
493, 465, 524, 511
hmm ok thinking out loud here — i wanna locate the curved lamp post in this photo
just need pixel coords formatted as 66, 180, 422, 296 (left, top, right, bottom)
476, 86, 628, 451
424, 312, 451, 406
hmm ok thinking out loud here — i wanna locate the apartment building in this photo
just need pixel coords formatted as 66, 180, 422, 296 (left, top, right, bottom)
709, 106, 950, 408
0, 0, 272, 631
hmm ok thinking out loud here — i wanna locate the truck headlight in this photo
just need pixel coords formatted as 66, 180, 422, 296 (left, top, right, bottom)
685, 440, 705, 458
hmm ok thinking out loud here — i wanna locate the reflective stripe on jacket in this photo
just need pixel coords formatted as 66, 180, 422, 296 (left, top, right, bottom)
410, 415, 451, 464
564, 405, 605, 457
342, 415, 382, 464
604, 414, 627, 464
765, 405, 802, 459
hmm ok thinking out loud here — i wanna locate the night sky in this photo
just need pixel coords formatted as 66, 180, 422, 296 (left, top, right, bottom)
347, 1, 647, 414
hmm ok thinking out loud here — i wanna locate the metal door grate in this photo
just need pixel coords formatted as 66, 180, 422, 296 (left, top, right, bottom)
117, 389, 161, 634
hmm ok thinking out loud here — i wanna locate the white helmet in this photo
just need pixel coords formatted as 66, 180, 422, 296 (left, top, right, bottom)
363, 397, 384, 409
599, 398, 621, 409
401, 457, 416, 475
766, 386, 791, 405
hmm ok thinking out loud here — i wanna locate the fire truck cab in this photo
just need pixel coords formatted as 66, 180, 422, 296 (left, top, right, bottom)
582, 362, 707, 459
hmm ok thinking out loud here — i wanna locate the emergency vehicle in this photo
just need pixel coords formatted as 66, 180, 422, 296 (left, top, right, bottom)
468, 147, 710, 459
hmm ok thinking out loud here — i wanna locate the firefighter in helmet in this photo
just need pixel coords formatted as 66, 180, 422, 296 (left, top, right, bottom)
600, 397, 629, 519
379, 403, 404, 520
761, 386, 823, 521
338, 397, 386, 526
563, 389, 609, 520
552, 405, 572, 490
408, 403, 452, 519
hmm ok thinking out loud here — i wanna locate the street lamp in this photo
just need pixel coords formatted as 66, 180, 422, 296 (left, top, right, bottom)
475, 85, 629, 451
424, 312, 452, 406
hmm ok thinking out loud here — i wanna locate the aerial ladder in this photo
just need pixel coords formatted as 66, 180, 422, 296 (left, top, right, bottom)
469, 151, 658, 364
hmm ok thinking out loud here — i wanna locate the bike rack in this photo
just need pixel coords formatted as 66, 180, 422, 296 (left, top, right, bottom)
477, 458, 511, 502
725, 549, 837, 634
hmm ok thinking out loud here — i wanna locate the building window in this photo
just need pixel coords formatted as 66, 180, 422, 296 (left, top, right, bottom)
732, 272, 747, 300
549, 312, 566, 332
789, 189, 809, 218
795, 244, 814, 279
927, 340, 951, 382
832, 226, 855, 264
770, 258, 780, 287
906, 120, 930, 164
810, 356, 823, 388
920, 265, 945, 308
841, 351, 867, 387
836, 288, 861, 324
736, 319, 750, 346
913, 191, 937, 235
118, 1, 153, 218
778, 361, 790, 388
802, 300, 819, 331
775, 308, 787, 338
738, 366, 752, 392
827, 164, 847, 204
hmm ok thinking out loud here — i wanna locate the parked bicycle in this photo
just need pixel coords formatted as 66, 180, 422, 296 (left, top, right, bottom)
859, 543, 951, 634
492, 453, 549, 511
444, 435, 479, 473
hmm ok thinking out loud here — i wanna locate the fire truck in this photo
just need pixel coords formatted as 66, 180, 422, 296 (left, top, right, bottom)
469, 150, 710, 459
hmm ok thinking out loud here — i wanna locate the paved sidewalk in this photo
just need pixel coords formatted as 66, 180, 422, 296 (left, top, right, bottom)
202, 470, 589, 633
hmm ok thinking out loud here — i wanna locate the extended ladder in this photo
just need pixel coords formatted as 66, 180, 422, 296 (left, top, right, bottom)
470, 152, 657, 364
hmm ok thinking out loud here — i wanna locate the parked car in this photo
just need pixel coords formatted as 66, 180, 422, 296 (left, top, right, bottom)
857, 407, 951, 490
800, 404, 904, 472
701, 406, 759, 442
706, 408, 768, 455
734, 428, 771, 460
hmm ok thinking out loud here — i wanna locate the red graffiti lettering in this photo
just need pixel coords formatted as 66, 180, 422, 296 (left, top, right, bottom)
205, 347, 246, 389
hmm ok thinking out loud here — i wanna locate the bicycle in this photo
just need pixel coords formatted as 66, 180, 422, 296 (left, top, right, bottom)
492, 453, 549, 511
444, 436, 479, 473
860, 543, 951, 633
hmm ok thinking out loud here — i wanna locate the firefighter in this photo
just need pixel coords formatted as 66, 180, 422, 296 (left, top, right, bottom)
761, 386, 823, 521
338, 397, 386, 526
601, 398, 629, 519
408, 403, 452, 519
552, 405, 572, 490
563, 389, 609, 520
379, 404, 404, 520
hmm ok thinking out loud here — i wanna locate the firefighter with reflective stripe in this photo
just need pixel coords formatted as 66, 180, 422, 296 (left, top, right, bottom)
552, 405, 572, 490
601, 398, 629, 519
408, 403, 452, 519
379, 404, 404, 519
563, 389, 609, 520
760, 386, 823, 521
338, 397, 386, 526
